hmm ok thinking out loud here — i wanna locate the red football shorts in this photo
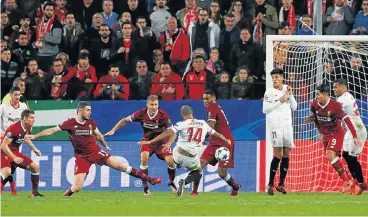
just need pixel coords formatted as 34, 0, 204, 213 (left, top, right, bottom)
1, 151, 33, 169
322, 133, 344, 152
201, 139, 235, 168
140, 140, 172, 160
74, 150, 111, 175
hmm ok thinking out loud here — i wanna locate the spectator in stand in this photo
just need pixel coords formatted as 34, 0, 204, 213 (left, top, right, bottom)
34, 2, 62, 71
351, 0, 368, 35
62, 51, 97, 100
250, 0, 279, 48
228, 0, 251, 30
123, 0, 148, 25
93, 64, 130, 100
48, 58, 68, 84
208, 0, 224, 29
9, 16, 35, 48
167, 0, 185, 16
213, 71, 231, 99
84, 13, 104, 48
152, 48, 164, 73
228, 28, 264, 78
292, 14, 316, 35
323, 0, 354, 35
230, 66, 253, 100
1, 12, 13, 42
113, 12, 132, 39
89, 24, 122, 78
158, 17, 190, 74
206, 47, 224, 77
55, 0, 68, 25
1, 41, 8, 52
61, 12, 85, 66
56, 52, 72, 71
2, 0, 22, 26
220, 14, 241, 72
1, 48, 19, 98
183, 47, 208, 77
12, 32, 36, 72
188, 9, 220, 55
278, 21, 291, 35
176, 0, 200, 31
74, 0, 101, 31
196, 0, 212, 10
24, 59, 48, 100
185, 55, 215, 100
151, 62, 184, 100
278, 0, 296, 32
101, 0, 118, 28
150, 0, 172, 37
48, 59, 69, 100
17, 0, 40, 20
2, 77, 27, 104
129, 60, 157, 99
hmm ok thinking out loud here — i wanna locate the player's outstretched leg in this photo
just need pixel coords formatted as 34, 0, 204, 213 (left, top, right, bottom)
106, 156, 162, 186
179, 170, 202, 196
27, 162, 44, 197
164, 155, 177, 193
327, 151, 351, 192
140, 151, 150, 196
218, 168, 240, 196
64, 173, 86, 196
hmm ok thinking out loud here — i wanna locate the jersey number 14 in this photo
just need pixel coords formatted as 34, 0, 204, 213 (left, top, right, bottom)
187, 128, 203, 144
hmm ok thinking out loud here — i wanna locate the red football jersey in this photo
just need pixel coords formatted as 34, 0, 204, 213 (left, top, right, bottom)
310, 99, 347, 135
58, 118, 101, 156
129, 108, 172, 141
1, 121, 31, 153
207, 103, 233, 143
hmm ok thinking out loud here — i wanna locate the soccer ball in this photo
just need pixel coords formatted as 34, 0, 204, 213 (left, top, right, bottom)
215, 147, 230, 162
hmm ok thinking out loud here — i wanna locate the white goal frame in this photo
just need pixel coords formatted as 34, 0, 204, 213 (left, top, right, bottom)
264, 35, 368, 191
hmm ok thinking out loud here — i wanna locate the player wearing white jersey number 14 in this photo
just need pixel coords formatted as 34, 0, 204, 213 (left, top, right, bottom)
333, 79, 367, 195
138, 105, 231, 197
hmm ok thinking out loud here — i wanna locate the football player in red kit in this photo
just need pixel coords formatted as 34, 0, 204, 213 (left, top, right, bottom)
26, 102, 162, 197
193, 89, 240, 196
305, 84, 362, 191
1, 109, 43, 197
105, 95, 177, 196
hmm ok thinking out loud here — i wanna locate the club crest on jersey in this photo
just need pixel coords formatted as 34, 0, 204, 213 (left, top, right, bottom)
327, 111, 331, 117
6, 132, 12, 138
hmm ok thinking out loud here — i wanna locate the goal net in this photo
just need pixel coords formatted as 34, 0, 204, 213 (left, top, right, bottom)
266, 35, 368, 192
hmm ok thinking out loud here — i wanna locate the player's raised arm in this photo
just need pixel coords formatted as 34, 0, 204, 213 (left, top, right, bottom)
263, 90, 287, 114
138, 128, 176, 146
105, 116, 131, 136
24, 137, 41, 156
338, 108, 362, 147
1, 135, 23, 164
205, 123, 231, 146
287, 86, 297, 111
26, 126, 61, 140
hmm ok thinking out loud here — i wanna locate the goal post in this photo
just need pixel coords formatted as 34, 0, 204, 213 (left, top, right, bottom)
265, 35, 368, 192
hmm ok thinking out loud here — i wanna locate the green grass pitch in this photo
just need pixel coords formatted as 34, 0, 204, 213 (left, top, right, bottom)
2, 191, 368, 216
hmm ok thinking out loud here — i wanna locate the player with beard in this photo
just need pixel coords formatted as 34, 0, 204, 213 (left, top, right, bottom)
26, 101, 162, 196
105, 95, 177, 196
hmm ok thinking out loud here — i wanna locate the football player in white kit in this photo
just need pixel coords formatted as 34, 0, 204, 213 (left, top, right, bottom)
0, 86, 28, 195
333, 79, 367, 195
138, 105, 231, 196
263, 68, 297, 195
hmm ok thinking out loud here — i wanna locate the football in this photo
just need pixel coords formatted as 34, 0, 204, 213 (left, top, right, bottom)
215, 147, 230, 162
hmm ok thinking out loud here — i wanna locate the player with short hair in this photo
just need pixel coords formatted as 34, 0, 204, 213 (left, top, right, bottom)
0, 86, 28, 195
105, 95, 177, 196
262, 68, 297, 195
138, 105, 232, 196
1, 109, 43, 197
305, 84, 362, 191
197, 89, 240, 196
333, 79, 367, 195
26, 101, 162, 197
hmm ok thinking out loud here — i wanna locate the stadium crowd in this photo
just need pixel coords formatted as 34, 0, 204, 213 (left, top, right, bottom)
1, 0, 367, 101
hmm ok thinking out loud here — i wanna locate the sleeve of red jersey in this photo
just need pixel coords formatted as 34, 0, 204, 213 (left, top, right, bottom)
207, 104, 217, 122
5, 125, 16, 139
162, 111, 173, 128
128, 109, 144, 122
58, 119, 72, 131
